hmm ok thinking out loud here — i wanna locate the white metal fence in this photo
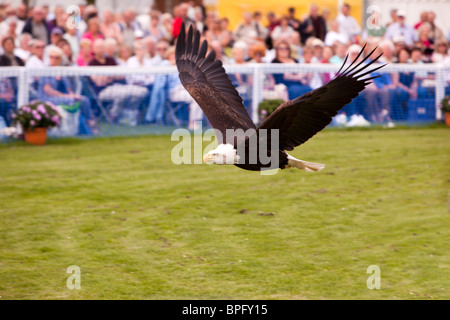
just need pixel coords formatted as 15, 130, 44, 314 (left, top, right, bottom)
0, 63, 448, 138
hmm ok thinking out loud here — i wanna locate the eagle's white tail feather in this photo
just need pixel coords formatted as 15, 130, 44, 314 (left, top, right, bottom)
286, 154, 325, 172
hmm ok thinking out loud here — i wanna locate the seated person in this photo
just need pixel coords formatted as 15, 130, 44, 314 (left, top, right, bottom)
126, 39, 161, 123
445, 52, 450, 95
0, 36, 25, 66
77, 38, 93, 66
248, 42, 288, 102
146, 46, 203, 130
0, 77, 14, 126
88, 38, 148, 124
228, 42, 250, 103
391, 48, 419, 120
409, 47, 431, 98
126, 39, 158, 89
300, 45, 323, 89
271, 16, 295, 45
360, 45, 396, 123
271, 40, 312, 99
38, 46, 98, 133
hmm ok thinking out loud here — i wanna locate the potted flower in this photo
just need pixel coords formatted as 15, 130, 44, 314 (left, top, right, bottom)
441, 96, 450, 126
13, 101, 62, 145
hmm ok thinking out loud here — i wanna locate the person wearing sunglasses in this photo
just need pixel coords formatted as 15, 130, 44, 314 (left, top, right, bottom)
24, 39, 46, 99
271, 40, 312, 99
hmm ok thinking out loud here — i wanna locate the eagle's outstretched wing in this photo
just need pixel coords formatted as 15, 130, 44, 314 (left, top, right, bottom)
257, 44, 386, 151
175, 23, 256, 142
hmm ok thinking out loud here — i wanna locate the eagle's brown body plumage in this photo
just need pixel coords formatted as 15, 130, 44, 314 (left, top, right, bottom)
175, 23, 385, 171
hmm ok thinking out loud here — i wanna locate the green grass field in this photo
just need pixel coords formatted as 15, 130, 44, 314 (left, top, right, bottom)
0, 126, 449, 299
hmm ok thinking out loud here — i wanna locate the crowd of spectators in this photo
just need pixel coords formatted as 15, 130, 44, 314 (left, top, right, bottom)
0, 2, 450, 130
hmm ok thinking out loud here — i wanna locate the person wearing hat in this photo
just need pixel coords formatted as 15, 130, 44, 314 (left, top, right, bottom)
50, 28, 63, 41
385, 10, 416, 47
42, 27, 64, 65
338, 44, 371, 119
358, 45, 396, 123
311, 38, 324, 61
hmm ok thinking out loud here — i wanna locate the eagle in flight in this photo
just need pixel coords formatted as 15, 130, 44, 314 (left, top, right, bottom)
175, 23, 385, 172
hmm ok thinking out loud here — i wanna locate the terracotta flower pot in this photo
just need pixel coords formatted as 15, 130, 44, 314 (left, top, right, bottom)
446, 112, 450, 127
25, 127, 48, 145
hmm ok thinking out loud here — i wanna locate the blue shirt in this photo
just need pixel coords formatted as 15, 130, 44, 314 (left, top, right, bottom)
38, 76, 73, 97
366, 59, 392, 89
385, 22, 417, 46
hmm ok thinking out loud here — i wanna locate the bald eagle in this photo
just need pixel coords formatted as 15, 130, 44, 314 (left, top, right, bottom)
175, 24, 385, 172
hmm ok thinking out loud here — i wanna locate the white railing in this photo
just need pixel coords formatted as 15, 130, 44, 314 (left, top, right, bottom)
1, 63, 448, 123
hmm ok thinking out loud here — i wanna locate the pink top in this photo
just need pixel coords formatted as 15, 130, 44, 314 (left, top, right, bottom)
76, 54, 92, 66
81, 31, 104, 43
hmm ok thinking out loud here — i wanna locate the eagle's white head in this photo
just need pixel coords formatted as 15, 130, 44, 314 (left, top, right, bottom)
203, 143, 240, 165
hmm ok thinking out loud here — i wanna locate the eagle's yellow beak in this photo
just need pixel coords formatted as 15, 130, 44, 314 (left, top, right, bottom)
203, 154, 214, 164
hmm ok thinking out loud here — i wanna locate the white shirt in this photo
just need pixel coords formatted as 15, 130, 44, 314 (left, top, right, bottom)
63, 33, 80, 62
336, 13, 361, 40
136, 14, 150, 32
271, 25, 294, 41
77, 20, 87, 37
0, 19, 24, 39
324, 31, 349, 46
126, 55, 159, 86
43, 44, 57, 66
385, 22, 417, 47
262, 48, 276, 63
14, 48, 30, 61
444, 56, 450, 83
25, 54, 45, 68
25, 55, 45, 85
